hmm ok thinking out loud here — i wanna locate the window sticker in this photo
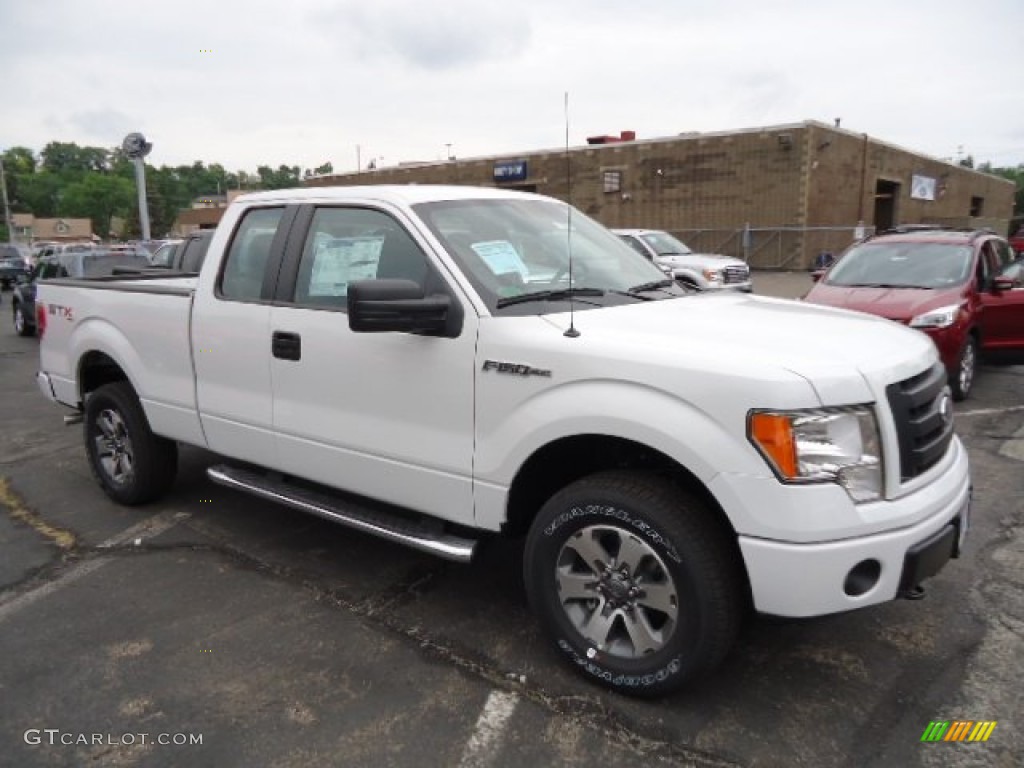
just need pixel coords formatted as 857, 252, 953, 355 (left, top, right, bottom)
472, 240, 529, 279
308, 236, 383, 297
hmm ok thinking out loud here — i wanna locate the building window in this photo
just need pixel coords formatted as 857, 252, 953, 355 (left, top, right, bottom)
970, 196, 984, 217
603, 170, 622, 194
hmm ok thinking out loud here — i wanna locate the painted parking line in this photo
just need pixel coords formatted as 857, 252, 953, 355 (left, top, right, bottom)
0, 511, 189, 624
956, 404, 1024, 418
458, 690, 520, 768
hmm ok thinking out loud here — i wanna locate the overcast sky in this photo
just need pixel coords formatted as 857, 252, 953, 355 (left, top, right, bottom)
2, 0, 1023, 174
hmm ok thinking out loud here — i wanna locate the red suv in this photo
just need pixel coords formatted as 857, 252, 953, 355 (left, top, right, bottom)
1010, 225, 1024, 256
804, 228, 1024, 400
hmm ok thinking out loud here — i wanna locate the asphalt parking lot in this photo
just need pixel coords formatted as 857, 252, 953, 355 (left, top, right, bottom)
1, 274, 1022, 767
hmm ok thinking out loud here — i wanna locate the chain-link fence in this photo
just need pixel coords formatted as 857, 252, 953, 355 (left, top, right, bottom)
669, 226, 877, 270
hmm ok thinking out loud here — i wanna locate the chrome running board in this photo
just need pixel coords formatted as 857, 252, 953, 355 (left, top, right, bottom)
207, 465, 477, 563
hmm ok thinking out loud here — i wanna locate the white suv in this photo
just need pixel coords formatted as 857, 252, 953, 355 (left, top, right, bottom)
614, 229, 752, 292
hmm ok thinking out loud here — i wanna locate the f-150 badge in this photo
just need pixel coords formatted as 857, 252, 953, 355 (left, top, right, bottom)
482, 360, 551, 378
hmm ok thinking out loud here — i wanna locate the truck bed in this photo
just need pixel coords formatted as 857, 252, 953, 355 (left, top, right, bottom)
36, 274, 206, 447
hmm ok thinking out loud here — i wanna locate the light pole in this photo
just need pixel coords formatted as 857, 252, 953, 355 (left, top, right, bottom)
0, 153, 15, 242
122, 133, 153, 240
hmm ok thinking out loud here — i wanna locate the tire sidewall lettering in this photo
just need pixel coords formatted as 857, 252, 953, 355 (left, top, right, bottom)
543, 503, 683, 564
556, 639, 682, 688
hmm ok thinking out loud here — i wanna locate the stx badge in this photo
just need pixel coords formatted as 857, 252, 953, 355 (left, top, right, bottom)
49, 304, 73, 321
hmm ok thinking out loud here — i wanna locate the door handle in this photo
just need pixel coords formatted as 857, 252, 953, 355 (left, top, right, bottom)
272, 331, 301, 361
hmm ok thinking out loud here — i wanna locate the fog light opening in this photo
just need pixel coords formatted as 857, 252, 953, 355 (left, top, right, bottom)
844, 559, 881, 597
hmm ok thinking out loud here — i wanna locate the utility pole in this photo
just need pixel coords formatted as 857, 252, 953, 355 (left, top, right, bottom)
0, 153, 15, 242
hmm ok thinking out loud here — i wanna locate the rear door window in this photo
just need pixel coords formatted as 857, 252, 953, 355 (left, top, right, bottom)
219, 208, 284, 301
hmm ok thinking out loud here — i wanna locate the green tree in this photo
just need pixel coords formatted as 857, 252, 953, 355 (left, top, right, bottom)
40, 141, 110, 176
12, 171, 62, 216
257, 164, 301, 190
59, 174, 135, 237
2, 146, 36, 175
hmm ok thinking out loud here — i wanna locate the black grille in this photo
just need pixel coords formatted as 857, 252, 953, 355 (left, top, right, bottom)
886, 363, 954, 482
723, 265, 749, 284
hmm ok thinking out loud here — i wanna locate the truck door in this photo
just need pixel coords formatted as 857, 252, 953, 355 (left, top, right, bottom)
192, 206, 293, 467
266, 204, 477, 526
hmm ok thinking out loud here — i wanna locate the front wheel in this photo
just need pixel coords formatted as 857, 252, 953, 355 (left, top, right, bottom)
524, 471, 744, 697
84, 382, 178, 505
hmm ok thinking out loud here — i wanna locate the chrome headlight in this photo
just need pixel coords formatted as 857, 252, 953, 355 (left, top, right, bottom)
702, 268, 722, 282
910, 303, 964, 329
748, 406, 883, 503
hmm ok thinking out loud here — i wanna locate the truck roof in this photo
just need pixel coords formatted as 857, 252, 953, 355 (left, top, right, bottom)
233, 184, 545, 206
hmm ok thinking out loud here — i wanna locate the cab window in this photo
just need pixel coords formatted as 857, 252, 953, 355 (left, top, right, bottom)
292, 207, 431, 309
220, 208, 283, 301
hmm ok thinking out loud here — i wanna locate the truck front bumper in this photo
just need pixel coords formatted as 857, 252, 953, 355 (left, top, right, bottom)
737, 439, 971, 617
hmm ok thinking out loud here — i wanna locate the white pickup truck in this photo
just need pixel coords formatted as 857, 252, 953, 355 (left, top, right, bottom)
36, 185, 971, 696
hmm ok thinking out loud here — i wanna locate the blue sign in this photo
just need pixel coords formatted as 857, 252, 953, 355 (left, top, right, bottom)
494, 161, 528, 182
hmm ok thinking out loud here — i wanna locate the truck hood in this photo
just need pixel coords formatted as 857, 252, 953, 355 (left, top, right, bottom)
803, 283, 965, 323
537, 292, 936, 404
656, 253, 746, 269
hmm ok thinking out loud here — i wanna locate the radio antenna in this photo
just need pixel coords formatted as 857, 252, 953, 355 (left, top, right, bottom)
563, 91, 580, 339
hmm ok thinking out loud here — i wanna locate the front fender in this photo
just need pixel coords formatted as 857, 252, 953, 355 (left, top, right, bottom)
473, 378, 772, 530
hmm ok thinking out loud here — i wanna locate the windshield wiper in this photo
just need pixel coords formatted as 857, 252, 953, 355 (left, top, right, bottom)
628, 278, 676, 293
495, 287, 606, 308
839, 282, 925, 289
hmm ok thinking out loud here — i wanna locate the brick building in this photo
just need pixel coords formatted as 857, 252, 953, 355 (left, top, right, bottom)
11, 213, 93, 243
307, 120, 1016, 269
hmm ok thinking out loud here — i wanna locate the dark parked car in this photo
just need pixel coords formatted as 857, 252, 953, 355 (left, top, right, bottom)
804, 227, 1024, 400
146, 230, 214, 273
12, 248, 151, 336
0, 243, 31, 290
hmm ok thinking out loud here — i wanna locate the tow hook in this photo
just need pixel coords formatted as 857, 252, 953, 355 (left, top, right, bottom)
899, 585, 927, 601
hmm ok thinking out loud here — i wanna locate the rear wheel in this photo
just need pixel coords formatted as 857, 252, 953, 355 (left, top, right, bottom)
950, 336, 977, 401
84, 382, 178, 505
524, 471, 744, 697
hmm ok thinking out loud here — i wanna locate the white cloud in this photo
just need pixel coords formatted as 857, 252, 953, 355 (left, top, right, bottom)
0, 0, 1021, 172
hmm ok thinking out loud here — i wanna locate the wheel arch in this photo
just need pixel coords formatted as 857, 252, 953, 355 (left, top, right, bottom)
503, 433, 752, 600
78, 349, 133, 403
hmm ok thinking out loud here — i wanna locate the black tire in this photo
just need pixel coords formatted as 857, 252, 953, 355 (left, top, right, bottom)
84, 381, 178, 505
950, 335, 977, 401
524, 471, 744, 697
13, 302, 34, 337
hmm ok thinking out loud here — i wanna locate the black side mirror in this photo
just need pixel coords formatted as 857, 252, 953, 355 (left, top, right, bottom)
810, 269, 825, 283
348, 279, 451, 335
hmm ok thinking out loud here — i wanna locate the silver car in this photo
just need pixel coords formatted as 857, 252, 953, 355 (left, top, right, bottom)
613, 229, 752, 292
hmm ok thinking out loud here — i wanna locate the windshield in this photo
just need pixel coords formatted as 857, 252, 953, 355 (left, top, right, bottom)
824, 242, 973, 289
639, 231, 693, 256
413, 198, 684, 314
